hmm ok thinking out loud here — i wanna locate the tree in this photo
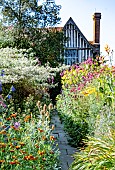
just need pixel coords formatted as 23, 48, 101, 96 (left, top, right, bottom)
0, 0, 66, 66
30, 28, 67, 67
0, 0, 61, 29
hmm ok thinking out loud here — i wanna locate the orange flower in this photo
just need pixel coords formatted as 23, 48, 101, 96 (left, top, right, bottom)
9, 143, 14, 148
15, 145, 21, 149
12, 138, 17, 140
6, 117, 11, 121
24, 115, 31, 122
11, 113, 17, 118
38, 128, 44, 133
24, 155, 37, 161
0, 143, 6, 148
0, 130, 6, 135
42, 136, 46, 140
20, 150, 27, 154
50, 136, 55, 141
0, 160, 5, 164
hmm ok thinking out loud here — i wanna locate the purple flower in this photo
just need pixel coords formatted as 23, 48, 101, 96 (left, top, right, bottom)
60, 71, 64, 77
0, 86, 2, 92
1, 70, 5, 77
48, 78, 51, 83
14, 122, 20, 129
51, 76, 54, 84
0, 81, 2, 86
11, 86, 16, 92
7, 94, 12, 99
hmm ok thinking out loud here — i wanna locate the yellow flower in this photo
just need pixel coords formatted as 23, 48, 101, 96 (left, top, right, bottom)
104, 44, 110, 55
38, 150, 45, 156
81, 87, 96, 96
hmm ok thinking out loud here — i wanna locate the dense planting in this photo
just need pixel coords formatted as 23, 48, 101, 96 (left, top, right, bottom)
56, 57, 115, 169
0, 37, 115, 170
0, 93, 60, 169
0, 47, 70, 170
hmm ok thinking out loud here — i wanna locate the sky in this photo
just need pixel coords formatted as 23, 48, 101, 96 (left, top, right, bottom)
55, 0, 115, 64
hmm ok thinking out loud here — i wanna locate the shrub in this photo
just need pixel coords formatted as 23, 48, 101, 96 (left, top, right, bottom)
0, 47, 69, 105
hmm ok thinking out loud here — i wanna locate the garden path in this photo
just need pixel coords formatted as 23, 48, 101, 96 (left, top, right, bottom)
51, 110, 77, 170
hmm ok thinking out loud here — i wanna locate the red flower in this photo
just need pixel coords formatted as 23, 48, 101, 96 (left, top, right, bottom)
9, 160, 20, 165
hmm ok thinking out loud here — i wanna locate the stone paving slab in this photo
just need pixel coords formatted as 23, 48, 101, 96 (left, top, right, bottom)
51, 110, 78, 170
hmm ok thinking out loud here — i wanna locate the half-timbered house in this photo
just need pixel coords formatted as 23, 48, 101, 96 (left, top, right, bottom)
62, 13, 101, 65
52, 12, 101, 65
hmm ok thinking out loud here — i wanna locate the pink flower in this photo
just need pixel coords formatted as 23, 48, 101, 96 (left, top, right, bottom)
0, 101, 7, 108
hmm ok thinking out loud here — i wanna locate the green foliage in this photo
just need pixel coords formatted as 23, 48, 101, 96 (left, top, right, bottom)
70, 104, 115, 169
30, 29, 66, 67
57, 89, 89, 147
0, 22, 14, 48
0, 0, 66, 66
0, 0, 61, 27
0, 47, 69, 106
56, 57, 115, 169
70, 132, 115, 170
56, 58, 115, 147
0, 94, 60, 170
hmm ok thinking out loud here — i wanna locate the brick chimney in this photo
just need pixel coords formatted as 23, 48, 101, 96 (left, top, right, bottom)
93, 12, 101, 54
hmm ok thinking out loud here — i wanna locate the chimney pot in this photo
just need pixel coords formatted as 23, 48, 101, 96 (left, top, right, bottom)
93, 12, 101, 44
